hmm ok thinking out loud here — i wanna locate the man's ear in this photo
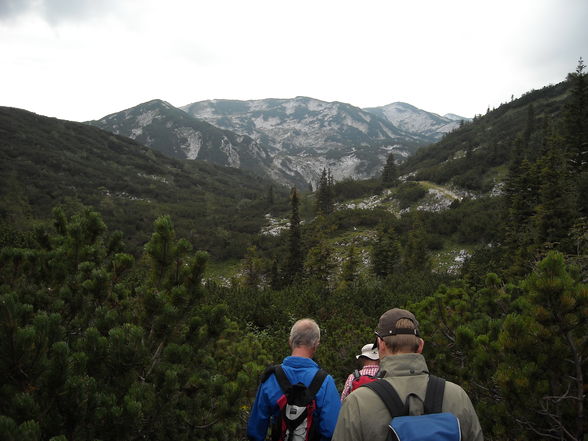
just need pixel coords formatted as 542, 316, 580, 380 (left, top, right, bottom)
377, 337, 386, 356
417, 338, 425, 354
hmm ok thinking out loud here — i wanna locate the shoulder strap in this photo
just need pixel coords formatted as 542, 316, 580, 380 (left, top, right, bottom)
260, 365, 277, 384
424, 375, 446, 414
273, 365, 293, 393
269, 365, 327, 396
363, 380, 406, 417
307, 369, 328, 397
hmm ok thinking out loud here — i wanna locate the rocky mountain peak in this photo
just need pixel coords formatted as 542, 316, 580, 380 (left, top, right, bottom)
87, 97, 468, 189
363, 102, 470, 142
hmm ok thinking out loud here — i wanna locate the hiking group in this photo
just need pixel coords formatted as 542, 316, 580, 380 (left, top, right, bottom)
247, 308, 483, 441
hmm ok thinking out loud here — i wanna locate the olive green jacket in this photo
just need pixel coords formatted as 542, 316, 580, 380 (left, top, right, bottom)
332, 353, 483, 441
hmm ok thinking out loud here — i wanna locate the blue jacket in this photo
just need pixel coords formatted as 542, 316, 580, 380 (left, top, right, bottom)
247, 356, 341, 441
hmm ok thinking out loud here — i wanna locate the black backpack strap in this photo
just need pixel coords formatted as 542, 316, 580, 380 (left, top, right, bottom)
273, 365, 293, 393
307, 369, 328, 397
363, 380, 406, 417
269, 365, 326, 397
260, 365, 277, 384
423, 375, 446, 414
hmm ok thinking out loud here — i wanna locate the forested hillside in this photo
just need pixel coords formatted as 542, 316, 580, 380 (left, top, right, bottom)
401, 79, 571, 193
0, 107, 289, 259
0, 62, 586, 441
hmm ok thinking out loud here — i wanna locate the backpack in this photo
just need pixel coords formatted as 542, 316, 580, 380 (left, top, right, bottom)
263, 365, 328, 441
350, 369, 386, 392
363, 375, 461, 441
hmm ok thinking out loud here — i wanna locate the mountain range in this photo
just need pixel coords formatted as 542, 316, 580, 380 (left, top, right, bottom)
88, 97, 468, 188
0, 76, 573, 261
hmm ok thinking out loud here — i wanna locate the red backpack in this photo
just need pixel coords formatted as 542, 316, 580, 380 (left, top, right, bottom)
350, 369, 386, 392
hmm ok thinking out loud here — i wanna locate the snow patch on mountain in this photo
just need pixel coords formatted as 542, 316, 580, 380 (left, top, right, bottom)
136, 109, 159, 128
220, 137, 240, 167
444, 113, 467, 121
175, 127, 203, 159
253, 115, 283, 130
364, 102, 470, 141
127, 109, 160, 138
306, 98, 328, 112
342, 114, 369, 132
378, 103, 446, 133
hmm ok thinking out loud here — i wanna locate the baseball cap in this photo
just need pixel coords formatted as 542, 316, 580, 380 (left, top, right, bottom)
373, 308, 420, 348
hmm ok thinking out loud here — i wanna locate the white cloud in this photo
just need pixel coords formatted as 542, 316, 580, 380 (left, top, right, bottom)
0, 0, 585, 121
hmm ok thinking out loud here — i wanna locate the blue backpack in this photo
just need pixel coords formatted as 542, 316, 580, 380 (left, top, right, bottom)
363, 375, 461, 441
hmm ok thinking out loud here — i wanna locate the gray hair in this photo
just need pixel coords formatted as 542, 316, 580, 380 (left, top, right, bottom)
289, 318, 321, 349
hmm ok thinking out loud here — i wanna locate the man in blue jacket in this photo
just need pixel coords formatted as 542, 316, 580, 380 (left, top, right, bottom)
247, 318, 341, 441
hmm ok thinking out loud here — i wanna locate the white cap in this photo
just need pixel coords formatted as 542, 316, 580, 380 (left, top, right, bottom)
356, 343, 379, 360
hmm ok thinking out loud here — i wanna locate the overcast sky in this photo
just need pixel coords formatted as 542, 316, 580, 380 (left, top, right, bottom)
1, 0, 586, 122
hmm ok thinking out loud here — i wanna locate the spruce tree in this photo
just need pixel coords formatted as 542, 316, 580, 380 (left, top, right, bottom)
564, 58, 587, 174
503, 137, 540, 273
340, 243, 359, 285
564, 58, 588, 218
316, 168, 334, 216
381, 153, 398, 188
284, 188, 304, 284
240, 245, 263, 289
269, 259, 281, 290
402, 214, 431, 273
534, 137, 576, 251
304, 237, 335, 287
523, 103, 536, 152
372, 221, 401, 278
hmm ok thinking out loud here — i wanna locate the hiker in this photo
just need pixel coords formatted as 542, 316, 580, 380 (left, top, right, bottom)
247, 318, 341, 441
340, 343, 380, 401
332, 308, 483, 441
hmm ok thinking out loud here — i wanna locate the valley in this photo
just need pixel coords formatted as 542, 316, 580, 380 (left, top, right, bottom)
0, 63, 586, 441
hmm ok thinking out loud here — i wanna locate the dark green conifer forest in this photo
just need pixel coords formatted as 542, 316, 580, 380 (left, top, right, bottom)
1, 62, 587, 440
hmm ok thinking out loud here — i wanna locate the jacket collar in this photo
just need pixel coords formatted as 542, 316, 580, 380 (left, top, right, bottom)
282, 356, 319, 368
380, 353, 429, 376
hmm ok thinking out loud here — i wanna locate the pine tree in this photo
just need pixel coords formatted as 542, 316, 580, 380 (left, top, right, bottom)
534, 136, 576, 251
372, 221, 401, 278
284, 187, 304, 284
269, 259, 281, 290
523, 103, 536, 151
413, 253, 588, 440
497, 252, 588, 440
316, 168, 334, 216
564, 58, 588, 218
503, 137, 541, 273
381, 153, 398, 188
339, 243, 360, 285
304, 237, 335, 286
564, 58, 587, 174
0, 209, 271, 441
240, 245, 263, 289
402, 214, 431, 273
